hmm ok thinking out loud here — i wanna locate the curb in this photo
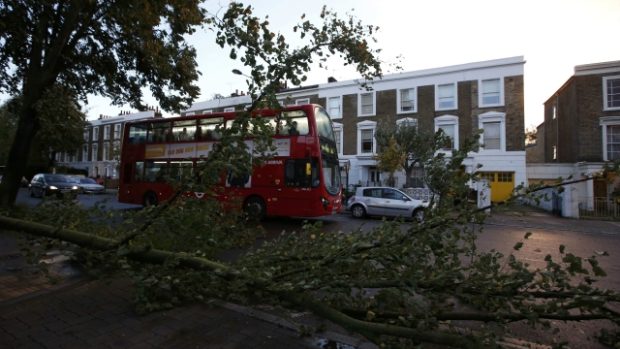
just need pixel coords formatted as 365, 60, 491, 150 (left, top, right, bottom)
212, 300, 378, 349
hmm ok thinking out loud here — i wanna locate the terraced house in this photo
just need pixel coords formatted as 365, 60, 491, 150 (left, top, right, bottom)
55, 109, 162, 186
184, 56, 526, 203
527, 60, 620, 218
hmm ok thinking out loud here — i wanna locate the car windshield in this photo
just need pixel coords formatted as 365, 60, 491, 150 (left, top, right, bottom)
80, 178, 97, 184
45, 175, 69, 183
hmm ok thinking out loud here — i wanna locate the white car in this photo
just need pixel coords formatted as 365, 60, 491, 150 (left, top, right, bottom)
71, 177, 106, 194
347, 186, 428, 222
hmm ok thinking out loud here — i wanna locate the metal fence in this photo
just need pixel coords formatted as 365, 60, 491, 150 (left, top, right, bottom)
403, 187, 434, 202
579, 197, 620, 220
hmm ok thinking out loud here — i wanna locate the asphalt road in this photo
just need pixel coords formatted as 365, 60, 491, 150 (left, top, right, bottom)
15, 187, 142, 210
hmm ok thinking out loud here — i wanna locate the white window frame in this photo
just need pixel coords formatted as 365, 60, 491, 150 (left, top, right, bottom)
396, 117, 418, 129
83, 128, 89, 141
332, 122, 343, 156
112, 141, 121, 160
478, 78, 504, 108
92, 126, 99, 141
397, 87, 417, 114
114, 124, 122, 139
223, 107, 235, 112
357, 120, 377, 155
600, 115, 620, 161
434, 115, 459, 151
103, 125, 111, 140
295, 98, 310, 105
358, 92, 376, 117
603, 75, 620, 111
327, 96, 342, 119
478, 111, 506, 152
435, 83, 457, 111
91, 143, 98, 161
102, 142, 109, 161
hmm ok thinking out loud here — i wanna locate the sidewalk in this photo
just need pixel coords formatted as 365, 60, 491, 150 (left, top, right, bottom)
485, 205, 620, 235
0, 231, 371, 349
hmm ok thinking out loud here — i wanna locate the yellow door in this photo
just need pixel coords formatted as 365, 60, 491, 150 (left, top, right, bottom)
491, 172, 514, 202
479, 172, 514, 203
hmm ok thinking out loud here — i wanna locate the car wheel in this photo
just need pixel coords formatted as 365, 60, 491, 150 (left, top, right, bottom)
143, 191, 158, 207
243, 196, 266, 221
413, 208, 424, 223
351, 204, 366, 218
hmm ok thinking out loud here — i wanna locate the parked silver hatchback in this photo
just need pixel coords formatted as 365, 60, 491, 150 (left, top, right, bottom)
347, 187, 428, 222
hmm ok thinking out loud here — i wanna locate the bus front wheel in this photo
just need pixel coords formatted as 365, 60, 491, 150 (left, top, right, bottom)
143, 191, 158, 207
244, 196, 266, 221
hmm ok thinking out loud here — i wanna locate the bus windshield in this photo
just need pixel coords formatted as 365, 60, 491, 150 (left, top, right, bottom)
322, 158, 341, 195
314, 106, 335, 141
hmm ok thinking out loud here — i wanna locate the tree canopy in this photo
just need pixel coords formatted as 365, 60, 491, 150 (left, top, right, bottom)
0, 0, 383, 206
0, 88, 85, 169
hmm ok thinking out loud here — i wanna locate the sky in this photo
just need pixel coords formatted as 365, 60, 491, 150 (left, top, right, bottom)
38, 0, 620, 128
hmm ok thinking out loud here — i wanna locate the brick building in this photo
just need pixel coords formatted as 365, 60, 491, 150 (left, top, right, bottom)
56, 109, 161, 183
183, 56, 526, 202
527, 60, 620, 217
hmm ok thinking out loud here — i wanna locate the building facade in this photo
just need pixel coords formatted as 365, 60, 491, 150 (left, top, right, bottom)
56, 110, 161, 184
184, 56, 526, 202
527, 60, 620, 218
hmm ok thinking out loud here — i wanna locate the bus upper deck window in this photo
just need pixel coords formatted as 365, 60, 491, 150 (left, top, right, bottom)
278, 114, 309, 136
129, 125, 147, 144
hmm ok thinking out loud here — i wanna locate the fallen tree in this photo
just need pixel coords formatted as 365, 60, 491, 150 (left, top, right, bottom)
2, 156, 620, 348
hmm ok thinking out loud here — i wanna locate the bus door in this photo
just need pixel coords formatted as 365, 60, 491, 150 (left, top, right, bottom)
278, 157, 319, 216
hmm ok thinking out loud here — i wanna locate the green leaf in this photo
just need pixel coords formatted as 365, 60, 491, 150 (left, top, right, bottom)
559, 245, 566, 254
513, 242, 524, 251
524, 232, 532, 239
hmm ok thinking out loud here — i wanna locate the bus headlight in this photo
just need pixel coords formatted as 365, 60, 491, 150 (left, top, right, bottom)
321, 197, 329, 208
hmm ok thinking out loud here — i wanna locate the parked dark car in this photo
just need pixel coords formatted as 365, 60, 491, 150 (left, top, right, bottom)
29, 173, 80, 198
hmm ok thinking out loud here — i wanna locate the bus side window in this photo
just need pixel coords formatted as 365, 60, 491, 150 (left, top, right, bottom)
284, 158, 317, 187
144, 161, 165, 182
134, 162, 144, 182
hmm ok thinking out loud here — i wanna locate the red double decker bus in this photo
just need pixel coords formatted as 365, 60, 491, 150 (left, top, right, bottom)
118, 104, 343, 218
